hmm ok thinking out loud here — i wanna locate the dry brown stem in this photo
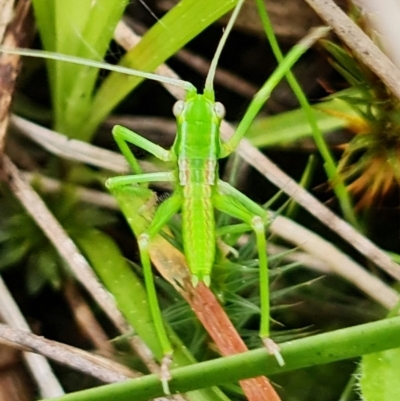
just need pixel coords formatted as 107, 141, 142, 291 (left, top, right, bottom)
0, 323, 138, 383
302, 0, 400, 101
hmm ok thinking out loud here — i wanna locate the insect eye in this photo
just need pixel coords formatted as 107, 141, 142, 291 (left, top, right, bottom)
172, 100, 185, 117
214, 102, 226, 119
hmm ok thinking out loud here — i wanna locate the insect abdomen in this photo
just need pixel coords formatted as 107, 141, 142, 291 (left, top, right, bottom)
180, 160, 216, 285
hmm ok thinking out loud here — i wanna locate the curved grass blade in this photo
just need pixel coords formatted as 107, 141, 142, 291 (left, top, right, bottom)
42, 316, 400, 401
84, 0, 238, 139
32, 0, 129, 136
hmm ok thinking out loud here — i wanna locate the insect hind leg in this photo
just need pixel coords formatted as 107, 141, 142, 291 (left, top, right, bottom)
214, 180, 284, 366
137, 192, 182, 393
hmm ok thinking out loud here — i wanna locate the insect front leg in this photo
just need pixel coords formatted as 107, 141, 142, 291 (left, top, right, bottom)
214, 180, 284, 367
106, 171, 175, 189
112, 125, 174, 175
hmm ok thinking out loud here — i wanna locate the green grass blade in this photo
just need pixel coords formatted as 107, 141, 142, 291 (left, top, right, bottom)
31, 0, 129, 137
54, 0, 129, 135
255, 0, 358, 226
224, 26, 330, 155
30, 0, 57, 99
75, 228, 164, 358
245, 97, 353, 147
31, 0, 56, 51
285, 155, 318, 218
84, 0, 238, 139
42, 316, 400, 401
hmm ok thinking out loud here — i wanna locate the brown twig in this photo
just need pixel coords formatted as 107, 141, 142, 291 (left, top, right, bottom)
11, 115, 130, 173
0, 323, 138, 383
0, 1, 66, 398
0, 275, 64, 397
0, 1, 15, 40
189, 284, 281, 401
63, 280, 115, 355
268, 213, 399, 309
0, 343, 32, 401
11, 114, 167, 185
0, 0, 31, 156
302, 0, 400, 101
232, 136, 400, 280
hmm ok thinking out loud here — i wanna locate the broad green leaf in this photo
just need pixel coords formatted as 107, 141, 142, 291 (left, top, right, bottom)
246, 97, 358, 148
32, 0, 129, 136
75, 228, 164, 358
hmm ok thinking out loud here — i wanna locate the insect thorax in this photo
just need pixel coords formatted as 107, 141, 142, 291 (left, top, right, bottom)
178, 158, 218, 187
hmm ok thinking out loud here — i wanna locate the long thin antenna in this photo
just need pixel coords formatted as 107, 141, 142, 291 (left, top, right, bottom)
0, 47, 196, 92
204, 0, 245, 92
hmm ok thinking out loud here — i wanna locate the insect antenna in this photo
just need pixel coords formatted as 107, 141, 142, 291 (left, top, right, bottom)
0, 47, 196, 92
204, 0, 245, 97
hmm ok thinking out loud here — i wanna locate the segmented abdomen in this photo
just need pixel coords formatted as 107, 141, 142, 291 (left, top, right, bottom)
180, 159, 216, 282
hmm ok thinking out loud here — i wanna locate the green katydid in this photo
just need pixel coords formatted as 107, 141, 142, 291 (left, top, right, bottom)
104, 0, 317, 386
0, 0, 326, 393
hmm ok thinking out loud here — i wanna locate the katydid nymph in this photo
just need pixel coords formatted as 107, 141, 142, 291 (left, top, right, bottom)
106, 0, 294, 388
0, 0, 326, 393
